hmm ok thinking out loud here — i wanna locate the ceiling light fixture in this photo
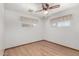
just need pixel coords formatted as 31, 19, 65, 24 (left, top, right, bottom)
43, 10, 48, 14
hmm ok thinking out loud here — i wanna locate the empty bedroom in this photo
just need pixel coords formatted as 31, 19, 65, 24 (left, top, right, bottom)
0, 3, 79, 56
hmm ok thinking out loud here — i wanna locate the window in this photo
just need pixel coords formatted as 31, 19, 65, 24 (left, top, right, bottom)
52, 20, 70, 27
51, 14, 72, 28
20, 16, 38, 27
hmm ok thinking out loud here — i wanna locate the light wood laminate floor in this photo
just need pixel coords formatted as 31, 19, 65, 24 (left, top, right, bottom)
4, 40, 79, 56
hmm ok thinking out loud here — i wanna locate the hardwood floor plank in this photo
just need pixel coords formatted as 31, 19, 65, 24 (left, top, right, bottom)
4, 40, 79, 56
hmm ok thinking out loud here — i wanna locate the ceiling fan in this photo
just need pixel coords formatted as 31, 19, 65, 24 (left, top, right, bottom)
36, 3, 60, 13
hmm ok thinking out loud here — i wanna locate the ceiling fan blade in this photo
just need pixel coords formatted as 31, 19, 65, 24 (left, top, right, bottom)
35, 9, 43, 12
35, 3, 46, 12
49, 5, 60, 9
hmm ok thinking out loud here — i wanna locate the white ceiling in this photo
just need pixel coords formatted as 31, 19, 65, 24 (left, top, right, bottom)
5, 3, 79, 17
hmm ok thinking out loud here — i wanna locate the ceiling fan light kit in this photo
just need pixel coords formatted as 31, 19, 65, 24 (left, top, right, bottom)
43, 10, 48, 14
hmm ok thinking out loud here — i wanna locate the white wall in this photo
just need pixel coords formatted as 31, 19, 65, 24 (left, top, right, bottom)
45, 5, 79, 50
0, 4, 4, 56
5, 4, 79, 50
5, 9, 43, 48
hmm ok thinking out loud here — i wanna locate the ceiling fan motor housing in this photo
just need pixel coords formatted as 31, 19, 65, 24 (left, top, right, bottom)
42, 3, 49, 10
